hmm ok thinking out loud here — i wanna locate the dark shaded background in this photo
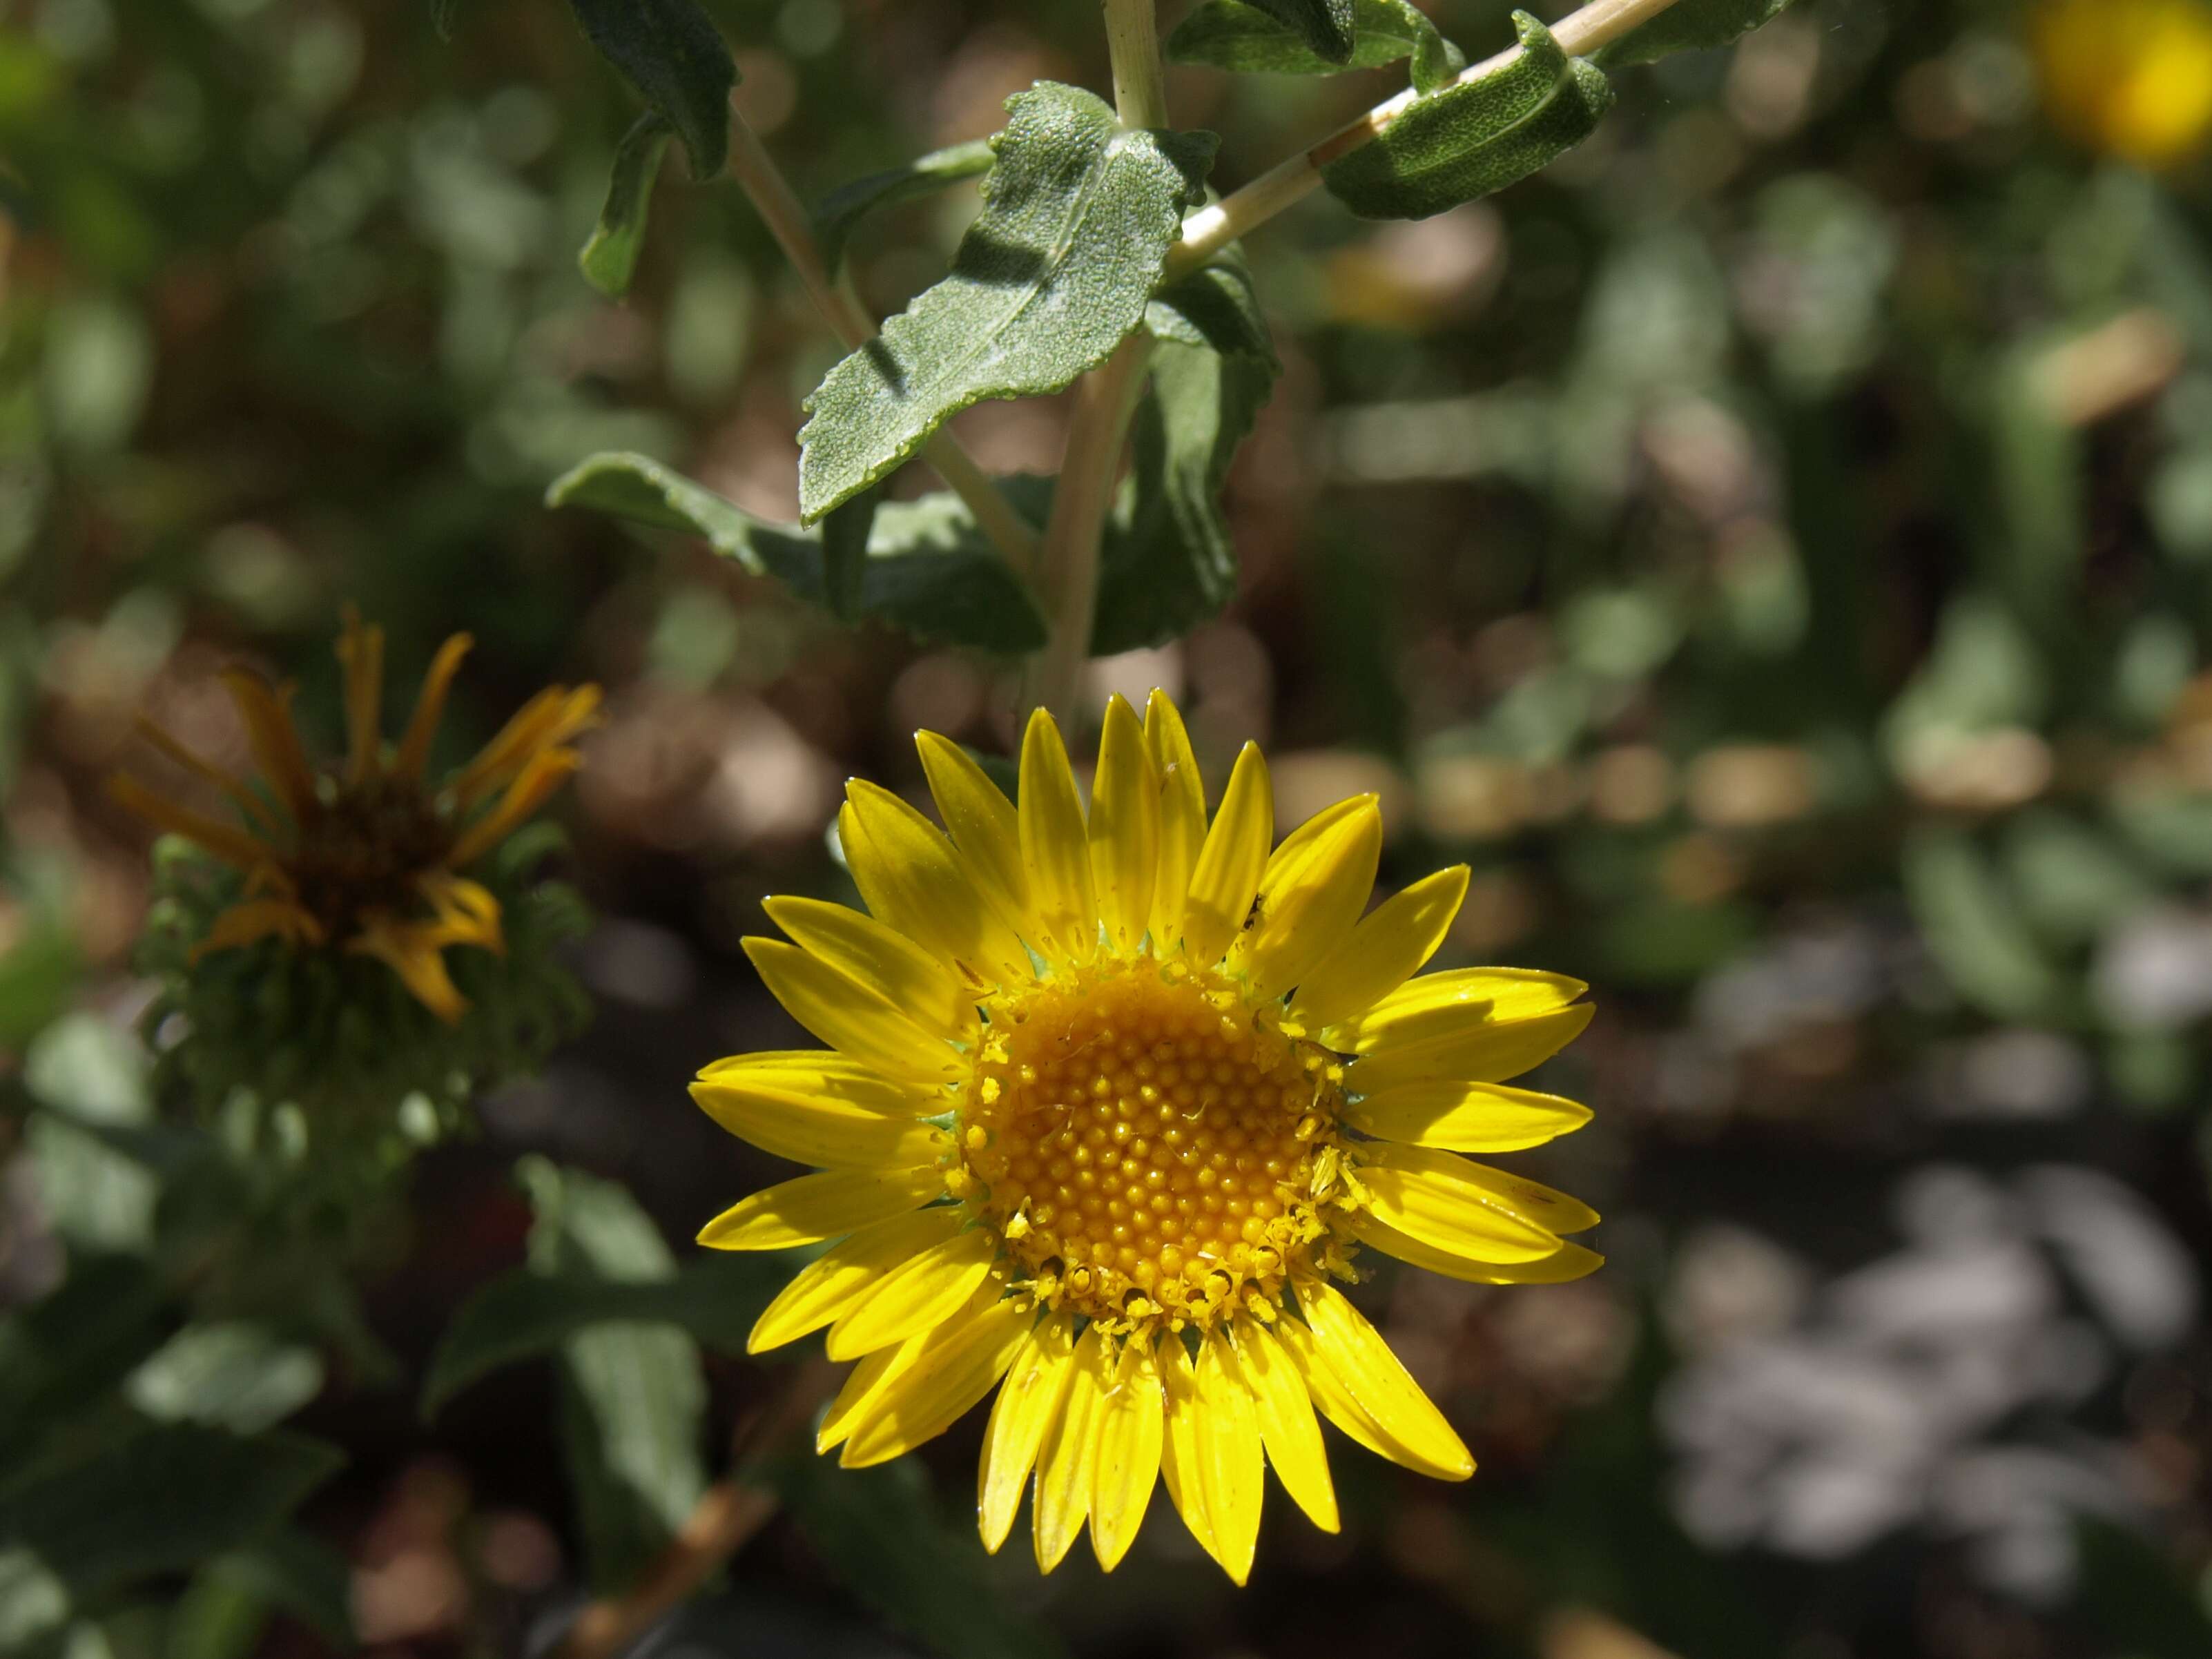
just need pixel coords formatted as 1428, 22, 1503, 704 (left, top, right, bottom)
7, 0, 2212, 1655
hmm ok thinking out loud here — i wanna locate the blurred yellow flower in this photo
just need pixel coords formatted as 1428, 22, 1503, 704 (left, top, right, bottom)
2033, 0, 2212, 167
695, 690, 1600, 1581
114, 610, 596, 1023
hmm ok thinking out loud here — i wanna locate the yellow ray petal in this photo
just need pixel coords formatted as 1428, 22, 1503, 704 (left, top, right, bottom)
335, 607, 385, 785
188, 897, 325, 962
978, 1314, 1077, 1554
1089, 1335, 1164, 1571
1194, 1327, 1264, 1586
418, 871, 503, 953
1018, 708, 1098, 969
1286, 865, 1469, 1036
1343, 1078, 1592, 1152
1349, 1002, 1595, 1096
1365, 1142, 1598, 1234
1333, 966, 1590, 1053
764, 895, 978, 1046
448, 747, 581, 867
1354, 1145, 1567, 1264
1346, 1212, 1606, 1285
217, 668, 316, 818
740, 938, 965, 1088
1033, 1321, 1109, 1572
1230, 1314, 1339, 1533
1294, 1279, 1473, 1479
816, 1339, 910, 1454
1181, 741, 1272, 969
840, 1291, 1029, 1466
824, 1224, 999, 1360
453, 686, 602, 808
1156, 1335, 1221, 1564
394, 633, 474, 782
347, 915, 467, 1023
1230, 795, 1383, 1005
1272, 1297, 1468, 1480
133, 719, 284, 838
694, 1049, 942, 1109
108, 774, 273, 871
697, 1165, 944, 1250
1088, 695, 1158, 959
841, 784, 1032, 989
1142, 689, 1205, 953
690, 1070, 948, 1170
915, 732, 1036, 944
746, 1206, 964, 1353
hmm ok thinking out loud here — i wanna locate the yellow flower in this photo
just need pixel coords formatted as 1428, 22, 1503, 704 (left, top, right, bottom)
113, 610, 597, 1024
2033, 0, 2212, 168
696, 692, 1600, 1582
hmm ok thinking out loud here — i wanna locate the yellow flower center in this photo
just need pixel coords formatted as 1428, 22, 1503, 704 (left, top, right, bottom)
959, 958, 1348, 1335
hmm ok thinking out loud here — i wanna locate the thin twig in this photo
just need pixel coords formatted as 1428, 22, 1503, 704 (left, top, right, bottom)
1167, 0, 1692, 276
723, 102, 1042, 579
554, 1358, 838, 1659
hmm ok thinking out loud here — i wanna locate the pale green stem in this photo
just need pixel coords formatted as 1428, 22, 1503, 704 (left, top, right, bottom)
723, 99, 1040, 579
1168, 0, 1694, 276
1025, 0, 1170, 722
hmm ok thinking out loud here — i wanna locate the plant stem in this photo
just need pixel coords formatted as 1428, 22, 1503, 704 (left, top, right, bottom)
1025, 0, 1170, 721
723, 101, 1040, 579
554, 1359, 837, 1659
1168, 0, 1691, 276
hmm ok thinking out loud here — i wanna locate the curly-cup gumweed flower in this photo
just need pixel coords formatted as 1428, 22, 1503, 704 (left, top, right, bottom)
115, 608, 596, 1023
694, 690, 1600, 1582
2032, 0, 2212, 168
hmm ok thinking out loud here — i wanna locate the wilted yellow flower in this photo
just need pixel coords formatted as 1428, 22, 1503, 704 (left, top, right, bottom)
2032, 0, 2212, 167
696, 691, 1600, 1582
114, 610, 597, 1023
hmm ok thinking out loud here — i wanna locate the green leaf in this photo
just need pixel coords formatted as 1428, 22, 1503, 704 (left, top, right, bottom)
547, 451, 1049, 651
420, 1253, 779, 1415
821, 487, 878, 623
815, 139, 996, 277
125, 1323, 324, 1437
1235, 0, 1359, 64
0, 1424, 342, 1600
1320, 11, 1612, 221
1595, 0, 1798, 68
429, 0, 462, 41
213, 1531, 355, 1649
0, 1255, 171, 1479
520, 1160, 707, 1591
2071, 1515, 2212, 1659
579, 113, 673, 298
797, 83, 1216, 521
773, 1454, 1068, 1659
1095, 259, 1279, 653
563, 0, 735, 178
1168, 0, 1464, 93
1902, 830, 2066, 1024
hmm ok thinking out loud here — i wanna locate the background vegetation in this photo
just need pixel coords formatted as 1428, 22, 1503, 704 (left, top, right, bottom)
6, 0, 2212, 1655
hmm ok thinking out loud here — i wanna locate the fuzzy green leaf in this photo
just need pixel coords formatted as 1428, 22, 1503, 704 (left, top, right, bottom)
521, 1159, 706, 1593
0, 1424, 342, 1600
1320, 11, 1612, 220
548, 451, 1048, 650
1595, 0, 1798, 68
1169, 0, 1464, 93
815, 139, 996, 276
579, 113, 672, 298
0, 1254, 171, 1479
1095, 259, 1279, 653
1236, 0, 1359, 63
563, 0, 735, 178
797, 83, 1216, 522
